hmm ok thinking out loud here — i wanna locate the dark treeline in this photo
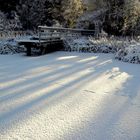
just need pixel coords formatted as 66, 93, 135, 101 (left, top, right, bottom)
0, 0, 140, 36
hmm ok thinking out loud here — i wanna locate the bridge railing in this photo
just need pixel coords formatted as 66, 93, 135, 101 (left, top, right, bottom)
38, 26, 95, 42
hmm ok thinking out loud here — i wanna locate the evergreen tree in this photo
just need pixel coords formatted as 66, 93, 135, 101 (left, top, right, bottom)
0, 0, 19, 18
17, 0, 48, 29
49, 0, 85, 27
0, 11, 21, 31
103, 0, 125, 35
123, 0, 140, 35
61, 0, 85, 27
0, 11, 6, 31
29, 0, 47, 29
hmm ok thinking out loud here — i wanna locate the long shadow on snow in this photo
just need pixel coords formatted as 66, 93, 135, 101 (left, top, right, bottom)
0, 56, 113, 133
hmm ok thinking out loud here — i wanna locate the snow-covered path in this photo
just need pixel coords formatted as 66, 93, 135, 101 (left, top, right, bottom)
0, 52, 140, 140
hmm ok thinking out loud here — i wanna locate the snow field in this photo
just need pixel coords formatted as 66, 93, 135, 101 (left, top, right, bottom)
0, 52, 140, 140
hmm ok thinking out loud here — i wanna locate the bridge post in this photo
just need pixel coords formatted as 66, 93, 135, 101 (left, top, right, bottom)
26, 44, 31, 56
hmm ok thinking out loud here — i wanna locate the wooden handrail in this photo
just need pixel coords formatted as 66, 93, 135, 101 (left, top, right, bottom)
38, 26, 95, 42
38, 26, 95, 33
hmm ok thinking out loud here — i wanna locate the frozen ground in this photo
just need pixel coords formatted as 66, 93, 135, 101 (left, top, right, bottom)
0, 52, 140, 140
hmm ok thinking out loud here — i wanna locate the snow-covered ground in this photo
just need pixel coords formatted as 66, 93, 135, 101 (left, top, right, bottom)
0, 52, 140, 140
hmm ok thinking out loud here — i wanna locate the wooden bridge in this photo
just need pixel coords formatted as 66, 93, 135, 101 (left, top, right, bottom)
17, 26, 95, 56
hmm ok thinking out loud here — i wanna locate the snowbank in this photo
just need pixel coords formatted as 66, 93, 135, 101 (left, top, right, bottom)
64, 37, 140, 64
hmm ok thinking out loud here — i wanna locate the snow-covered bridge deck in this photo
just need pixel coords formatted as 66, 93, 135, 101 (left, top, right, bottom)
17, 37, 63, 56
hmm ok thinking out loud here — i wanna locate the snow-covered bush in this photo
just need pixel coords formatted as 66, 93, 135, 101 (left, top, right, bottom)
64, 37, 123, 53
64, 36, 140, 64
64, 37, 95, 53
115, 43, 140, 64
0, 39, 25, 54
